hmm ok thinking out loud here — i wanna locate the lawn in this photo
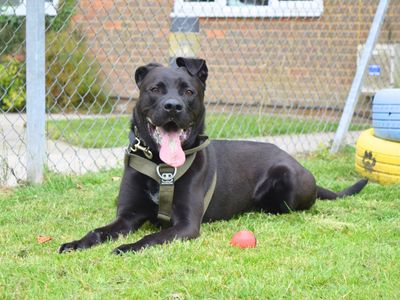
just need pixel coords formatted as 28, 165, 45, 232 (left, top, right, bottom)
1, 147, 399, 299
46, 113, 367, 148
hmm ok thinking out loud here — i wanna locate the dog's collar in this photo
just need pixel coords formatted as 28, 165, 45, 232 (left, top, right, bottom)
125, 128, 215, 227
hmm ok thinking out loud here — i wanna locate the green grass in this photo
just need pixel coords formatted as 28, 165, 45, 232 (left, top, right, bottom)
46, 114, 368, 148
1, 147, 399, 299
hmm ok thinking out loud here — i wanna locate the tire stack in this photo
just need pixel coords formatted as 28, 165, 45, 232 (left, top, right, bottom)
355, 89, 400, 184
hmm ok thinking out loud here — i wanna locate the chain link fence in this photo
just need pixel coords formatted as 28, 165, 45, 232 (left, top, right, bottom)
0, 0, 399, 186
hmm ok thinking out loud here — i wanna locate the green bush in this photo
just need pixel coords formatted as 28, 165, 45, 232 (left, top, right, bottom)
0, 16, 25, 56
0, 59, 25, 112
0, 0, 109, 113
46, 0, 77, 32
0, 31, 109, 113
45, 30, 110, 112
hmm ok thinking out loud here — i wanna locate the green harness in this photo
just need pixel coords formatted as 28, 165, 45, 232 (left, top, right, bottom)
125, 135, 217, 227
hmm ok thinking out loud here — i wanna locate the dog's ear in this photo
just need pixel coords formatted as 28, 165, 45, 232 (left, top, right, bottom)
135, 63, 162, 88
176, 57, 208, 86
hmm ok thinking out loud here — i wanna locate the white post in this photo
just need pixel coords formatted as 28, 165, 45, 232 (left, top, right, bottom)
330, 0, 390, 153
26, 0, 46, 183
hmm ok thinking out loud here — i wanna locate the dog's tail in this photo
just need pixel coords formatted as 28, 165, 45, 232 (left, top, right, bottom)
317, 179, 368, 200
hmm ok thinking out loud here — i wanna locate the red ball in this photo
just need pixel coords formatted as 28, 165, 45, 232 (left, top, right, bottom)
230, 230, 257, 248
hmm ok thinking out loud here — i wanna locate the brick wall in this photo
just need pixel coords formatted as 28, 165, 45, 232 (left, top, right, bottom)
71, 0, 400, 111
72, 0, 173, 100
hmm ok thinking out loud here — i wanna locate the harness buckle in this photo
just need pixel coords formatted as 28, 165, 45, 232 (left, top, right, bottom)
129, 137, 153, 159
156, 165, 177, 186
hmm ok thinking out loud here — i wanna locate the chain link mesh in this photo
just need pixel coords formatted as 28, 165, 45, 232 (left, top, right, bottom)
0, 0, 399, 186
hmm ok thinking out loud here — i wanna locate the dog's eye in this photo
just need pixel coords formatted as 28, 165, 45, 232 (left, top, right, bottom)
150, 87, 160, 93
185, 89, 194, 97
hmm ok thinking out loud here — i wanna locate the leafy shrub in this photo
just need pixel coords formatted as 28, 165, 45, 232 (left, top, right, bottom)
0, 31, 109, 113
0, 59, 25, 112
0, 16, 25, 56
46, 0, 77, 32
45, 30, 110, 112
0, 0, 109, 113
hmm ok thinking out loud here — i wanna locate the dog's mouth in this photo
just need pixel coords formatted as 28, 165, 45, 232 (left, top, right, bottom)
147, 118, 191, 145
147, 117, 192, 167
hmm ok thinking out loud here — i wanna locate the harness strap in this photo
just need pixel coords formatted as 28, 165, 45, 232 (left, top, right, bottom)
125, 135, 215, 227
126, 152, 197, 183
157, 169, 217, 226
204, 171, 217, 216
157, 184, 175, 224
183, 135, 210, 155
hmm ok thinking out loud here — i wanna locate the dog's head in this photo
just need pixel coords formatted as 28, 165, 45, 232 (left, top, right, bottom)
132, 57, 208, 167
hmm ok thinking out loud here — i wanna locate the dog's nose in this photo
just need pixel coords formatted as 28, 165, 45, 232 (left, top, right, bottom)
163, 99, 183, 113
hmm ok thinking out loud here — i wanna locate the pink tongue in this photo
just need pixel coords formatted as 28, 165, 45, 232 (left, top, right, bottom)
159, 130, 185, 167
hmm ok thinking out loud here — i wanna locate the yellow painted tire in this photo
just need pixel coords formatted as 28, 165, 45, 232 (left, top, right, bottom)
355, 128, 400, 185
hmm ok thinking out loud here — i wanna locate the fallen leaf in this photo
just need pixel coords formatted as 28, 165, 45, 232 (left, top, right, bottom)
37, 236, 53, 244
112, 176, 121, 182
76, 183, 83, 189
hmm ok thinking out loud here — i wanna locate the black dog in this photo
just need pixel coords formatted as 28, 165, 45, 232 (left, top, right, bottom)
59, 57, 367, 254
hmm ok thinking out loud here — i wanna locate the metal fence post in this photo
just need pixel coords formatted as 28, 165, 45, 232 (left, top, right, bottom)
169, 17, 200, 66
330, 0, 390, 153
26, 0, 46, 183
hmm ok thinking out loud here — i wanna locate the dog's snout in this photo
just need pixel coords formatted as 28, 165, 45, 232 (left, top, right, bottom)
163, 99, 183, 113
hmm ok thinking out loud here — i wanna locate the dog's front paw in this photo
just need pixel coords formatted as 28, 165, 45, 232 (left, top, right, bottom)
111, 243, 141, 255
59, 240, 83, 253
59, 231, 101, 253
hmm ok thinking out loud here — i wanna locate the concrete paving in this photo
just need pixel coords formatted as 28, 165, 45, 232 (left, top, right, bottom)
0, 113, 361, 187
